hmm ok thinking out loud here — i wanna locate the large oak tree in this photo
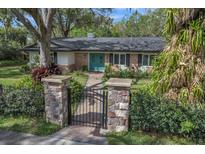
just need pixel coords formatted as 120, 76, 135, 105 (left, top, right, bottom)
11, 8, 56, 67
53, 8, 112, 37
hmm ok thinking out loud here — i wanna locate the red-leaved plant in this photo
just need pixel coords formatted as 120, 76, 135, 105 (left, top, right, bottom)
32, 63, 62, 83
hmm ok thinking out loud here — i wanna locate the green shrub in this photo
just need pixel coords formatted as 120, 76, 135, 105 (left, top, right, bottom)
19, 64, 31, 74
0, 76, 44, 117
0, 86, 44, 117
180, 120, 195, 134
0, 60, 26, 67
130, 90, 205, 143
16, 76, 43, 91
69, 78, 84, 105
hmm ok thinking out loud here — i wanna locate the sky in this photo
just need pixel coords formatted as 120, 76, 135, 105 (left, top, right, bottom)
110, 8, 147, 23
0, 8, 147, 27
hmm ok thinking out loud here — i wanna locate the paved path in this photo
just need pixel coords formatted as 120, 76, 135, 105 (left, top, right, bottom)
0, 126, 107, 145
85, 72, 104, 88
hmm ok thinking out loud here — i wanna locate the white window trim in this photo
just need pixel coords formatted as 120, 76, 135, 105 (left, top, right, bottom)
141, 54, 155, 66
113, 53, 127, 66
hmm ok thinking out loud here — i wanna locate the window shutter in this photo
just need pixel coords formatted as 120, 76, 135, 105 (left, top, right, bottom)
109, 53, 113, 64
138, 54, 142, 66
126, 54, 130, 66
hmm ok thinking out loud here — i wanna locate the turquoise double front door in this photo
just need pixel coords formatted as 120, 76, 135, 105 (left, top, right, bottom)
89, 53, 105, 72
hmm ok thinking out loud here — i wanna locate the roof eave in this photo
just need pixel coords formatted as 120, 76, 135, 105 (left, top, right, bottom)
25, 48, 162, 53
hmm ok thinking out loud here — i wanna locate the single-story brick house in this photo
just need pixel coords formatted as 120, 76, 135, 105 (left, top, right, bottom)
24, 37, 165, 72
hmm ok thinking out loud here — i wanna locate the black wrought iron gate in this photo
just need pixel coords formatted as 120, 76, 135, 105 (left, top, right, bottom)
68, 87, 108, 128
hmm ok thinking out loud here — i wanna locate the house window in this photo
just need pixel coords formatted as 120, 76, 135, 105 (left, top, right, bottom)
140, 54, 156, 66
142, 55, 149, 66
114, 54, 119, 64
112, 53, 129, 66
120, 54, 126, 65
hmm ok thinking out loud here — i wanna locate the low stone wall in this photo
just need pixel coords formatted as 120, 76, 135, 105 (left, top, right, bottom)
42, 75, 71, 127
106, 78, 132, 132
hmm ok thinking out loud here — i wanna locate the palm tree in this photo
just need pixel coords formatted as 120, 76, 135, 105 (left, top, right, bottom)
151, 8, 205, 104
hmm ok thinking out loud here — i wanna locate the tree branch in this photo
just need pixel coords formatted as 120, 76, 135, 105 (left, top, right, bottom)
46, 8, 56, 28
11, 8, 41, 40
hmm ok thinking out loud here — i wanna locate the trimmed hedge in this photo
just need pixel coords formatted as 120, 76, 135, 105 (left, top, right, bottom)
0, 76, 44, 117
130, 90, 205, 143
0, 60, 27, 67
0, 85, 44, 117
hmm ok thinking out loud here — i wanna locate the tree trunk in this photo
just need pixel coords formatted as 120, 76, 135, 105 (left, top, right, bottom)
11, 8, 56, 67
38, 38, 51, 67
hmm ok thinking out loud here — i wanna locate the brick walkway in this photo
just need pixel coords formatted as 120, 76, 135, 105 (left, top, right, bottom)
85, 72, 104, 88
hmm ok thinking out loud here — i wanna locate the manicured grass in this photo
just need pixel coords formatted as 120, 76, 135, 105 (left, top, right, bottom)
107, 131, 194, 145
66, 71, 88, 86
0, 116, 61, 136
131, 78, 151, 90
0, 66, 28, 86
0, 66, 88, 87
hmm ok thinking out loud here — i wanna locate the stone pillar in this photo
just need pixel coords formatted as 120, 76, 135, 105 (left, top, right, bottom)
42, 75, 71, 127
105, 78, 132, 132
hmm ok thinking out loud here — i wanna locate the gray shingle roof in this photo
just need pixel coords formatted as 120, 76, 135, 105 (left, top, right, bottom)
25, 37, 166, 53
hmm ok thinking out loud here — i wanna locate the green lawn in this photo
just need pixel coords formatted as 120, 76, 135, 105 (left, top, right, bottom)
0, 116, 61, 136
0, 66, 28, 86
66, 71, 88, 86
0, 66, 88, 87
131, 78, 151, 90
107, 131, 195, 145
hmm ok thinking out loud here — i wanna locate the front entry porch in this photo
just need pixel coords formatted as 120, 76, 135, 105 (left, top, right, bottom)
89, 53, 105, 72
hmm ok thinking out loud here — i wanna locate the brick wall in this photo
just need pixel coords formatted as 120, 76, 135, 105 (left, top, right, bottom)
75, 53, 88, 69
130, 54, 138, 68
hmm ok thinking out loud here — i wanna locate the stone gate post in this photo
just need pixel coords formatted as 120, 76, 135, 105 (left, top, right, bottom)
42, 75, 71, 127
105, 78, 132, 132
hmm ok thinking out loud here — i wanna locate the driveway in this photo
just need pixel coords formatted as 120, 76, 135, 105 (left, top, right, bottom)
0, 126, 107, 145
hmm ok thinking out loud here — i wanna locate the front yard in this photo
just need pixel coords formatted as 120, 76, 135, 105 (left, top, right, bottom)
1, 65, 202, 144
0, 65, 88, 86
0, 116, 61, 136
107, 131, 194, 145
0, 66, 28, 86
0, 65, 88, 136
